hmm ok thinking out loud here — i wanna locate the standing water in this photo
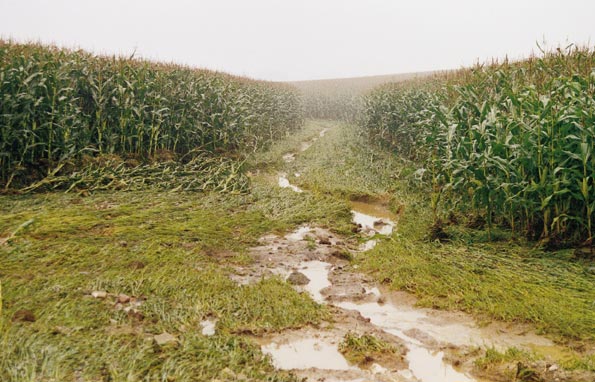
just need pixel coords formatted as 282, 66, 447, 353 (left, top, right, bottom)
278, 173, 302, 193
298, 260, 332, 303
261, 338, 352, 371
350, 200, 396, 249
338, 301, 476, 382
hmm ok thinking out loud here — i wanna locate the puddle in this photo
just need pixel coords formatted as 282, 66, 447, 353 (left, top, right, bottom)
285, 226, 311, 241
336, 297, 559, 382
338, 301, 475, 382
406, 346, 474, 382
364, 286, 381, 297
278, 173, 302, 193
298, 260, 332, 303
352, 211, 394, 236
338, 301, 476, 347
359, 239, 377, 251
244, 223, 568, 382
351, 201, 396, 237
262, 338, 352, 371
351, 200, 397, 221
200, 319, 216, 336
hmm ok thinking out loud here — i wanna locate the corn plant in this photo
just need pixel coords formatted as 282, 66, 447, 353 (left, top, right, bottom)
0, 41, 303, 190
362, 45, 595, 244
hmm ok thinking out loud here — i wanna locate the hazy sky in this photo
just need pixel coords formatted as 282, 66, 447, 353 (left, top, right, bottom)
1, 0, 593, 81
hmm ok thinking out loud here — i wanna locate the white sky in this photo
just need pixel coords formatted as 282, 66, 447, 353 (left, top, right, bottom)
0, 0, 593, 81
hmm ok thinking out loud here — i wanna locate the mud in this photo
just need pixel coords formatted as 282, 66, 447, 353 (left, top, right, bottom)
233, 213, 590, 382
243, 127, 595, 382
351, 200, 396, 237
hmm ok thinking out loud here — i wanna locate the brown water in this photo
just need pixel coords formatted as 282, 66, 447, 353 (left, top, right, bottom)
261, 338, 352, 371
350, 200, 397, 221
262, 224, 476, 381
350, 201, 396, 251
299, 260, 332, 303
337, 300, 476, 382
260, 130, 573, 382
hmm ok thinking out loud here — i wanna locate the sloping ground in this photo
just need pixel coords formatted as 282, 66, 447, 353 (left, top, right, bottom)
1, 119, 594, 382
266, 120, 595, 381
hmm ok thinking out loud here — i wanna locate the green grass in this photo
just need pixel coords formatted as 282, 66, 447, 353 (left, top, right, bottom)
0, 177, 354, 381
2, 117, 595, 380
284, 120, 406, 199
0, 41, 302, 189
247, 119, 327, 170
357, 182, 595, 341
338, 332, 399, 367
563, 353, 595, 372
474, 347, 537, 370
362, 46, 595, 243
286, 120, 595, 343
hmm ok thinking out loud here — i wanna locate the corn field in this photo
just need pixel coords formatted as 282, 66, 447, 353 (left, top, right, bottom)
0, 41, 302, 190
363, 46, 595, 244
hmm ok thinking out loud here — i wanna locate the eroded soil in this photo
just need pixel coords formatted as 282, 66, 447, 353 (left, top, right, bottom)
233, 125, 595, 382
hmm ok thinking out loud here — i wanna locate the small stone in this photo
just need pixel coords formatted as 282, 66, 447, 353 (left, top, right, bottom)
12, 309, 35, 322
119, 241, 128, 247
91, 291, 107, 299
331, 250, 352, 260
128, 260, 145, 270
130, 297, 144, 308
587, 267, 595, 275
319, 237, 332, 245
201, 320, 217, 336
117, 294, 131, 304
52, 325, 70, 335
548, 364, 559, 372
287, 271, 310, 285
127, 309, 144, 321
154, 332, 177, 346
373, 219, 387, 227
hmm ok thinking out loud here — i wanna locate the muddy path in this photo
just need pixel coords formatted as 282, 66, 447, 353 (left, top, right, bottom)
237, 124, 588, 382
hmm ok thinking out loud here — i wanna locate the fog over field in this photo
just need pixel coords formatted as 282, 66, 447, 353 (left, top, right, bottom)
1, 0, 593, 81
2, 2, 595, 382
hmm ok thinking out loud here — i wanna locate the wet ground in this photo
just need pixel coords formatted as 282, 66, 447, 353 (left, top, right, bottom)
244, 126, 592, 382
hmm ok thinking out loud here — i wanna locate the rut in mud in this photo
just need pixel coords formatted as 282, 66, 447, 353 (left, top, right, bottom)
231, 124, 584, 382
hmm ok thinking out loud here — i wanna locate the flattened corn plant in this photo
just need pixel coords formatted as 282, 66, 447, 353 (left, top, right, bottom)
0, 41, 302, 191
363, 46, 595, 244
